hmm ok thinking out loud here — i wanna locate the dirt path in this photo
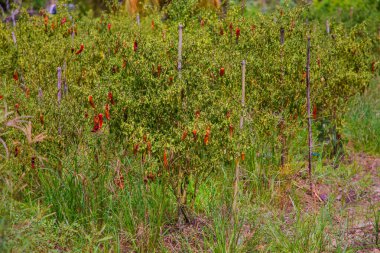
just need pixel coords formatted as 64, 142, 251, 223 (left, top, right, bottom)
341, 153, 380, 252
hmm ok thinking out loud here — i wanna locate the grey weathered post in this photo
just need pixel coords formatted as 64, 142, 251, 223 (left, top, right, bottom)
177, 24, 183, 78
233, 60, 246, 223
136, 13, 140, 26
306, 36, 313, 195
57, 67, 62, 105
326, 20, 330, 35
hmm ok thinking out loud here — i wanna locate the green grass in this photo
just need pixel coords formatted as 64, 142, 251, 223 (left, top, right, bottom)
345, 79, 380, 154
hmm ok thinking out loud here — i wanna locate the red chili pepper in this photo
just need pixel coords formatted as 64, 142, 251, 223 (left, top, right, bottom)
31, 157, 36, 169
220, 67, 225, 77
133, 40, 138, 52
105, 104, 110, 120
313, 104, 317, 120
40, 113, 44, 126
151, 20, 155, 30
44, 15, 48, 26
108, 92, 115, 105
229, 23, 233, 33
235, 27, 241, 40
192, 129, 197, 141
88, 95, 95, 108
75, 44, 84, 55
14, 146, 19, 157
163, 150, 168, 168
115, 173, 124, 190
195, 110, 200, 119
61, 17, 67, 25
181, 130, 188, 141
0, 95, 3, 100
204, 127, 210, 145
229, 124, 234, 138
157, 65, 162, 77
25, 87, 30, 98
98, 113, 103, 128
133, 144, 139, 156
241, 152, 245, 161
169, 76, 173, 84
13, 71, 19, 81
51, 22, 55, 30
107, 23, 111, 31
92, 116, 99, 132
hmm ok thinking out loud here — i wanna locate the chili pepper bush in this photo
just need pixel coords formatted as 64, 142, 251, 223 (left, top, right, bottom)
0, 2, 376, 251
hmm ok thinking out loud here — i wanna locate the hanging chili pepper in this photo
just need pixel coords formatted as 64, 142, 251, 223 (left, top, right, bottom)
98, 113, 103, 128
151, 20, 155, 30
107, 91, 115, 105
192, 129, 197, 141
75, 43, 84, 55
13, 71, 19, 81
229, 23, 233, 34
163, 149, 168, 168
147, 141, 152, 154
204, 127, 210, 145
88, 95, 95, 108
313, 104, 317, 120
31, 157, 36, 169
107, 23, 111, 31
229, 124, 234, 138
195, 110, 200, 119
235, 27, 241, 40
115, 172, 124, 190
61, 17, 67, 25
91, 114, 103, 132
220, 67, 225, 77
105, 104, 110, 120
133, 144, 139, 156
241, 152, 246, 161
157, 64, 162, 77
15, 103, 20, 115
181, 130, 188, 141
133, 40, 138, 52
40, 113, 44, 126
14, 146, 20, 157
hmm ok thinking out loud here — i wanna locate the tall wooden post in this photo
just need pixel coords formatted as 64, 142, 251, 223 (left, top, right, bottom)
306, 36, 313, 195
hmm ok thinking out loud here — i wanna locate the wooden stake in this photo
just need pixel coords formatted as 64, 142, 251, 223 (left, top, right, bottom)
233, 60, 246, 222
306, 36, 313, 194
57, 67, 62, 106
178, 24, 183, 77
326, 20, 330, 35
